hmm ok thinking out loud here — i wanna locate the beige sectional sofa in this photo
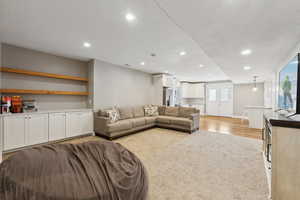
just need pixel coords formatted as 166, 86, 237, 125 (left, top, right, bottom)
94, 106, 200, 140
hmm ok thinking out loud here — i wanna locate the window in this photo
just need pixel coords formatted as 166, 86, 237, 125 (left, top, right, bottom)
220, 88, 230, 102
208, 89, 217, 101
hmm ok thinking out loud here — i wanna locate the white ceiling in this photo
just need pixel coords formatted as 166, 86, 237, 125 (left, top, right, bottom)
0, 0, 299, 83
157, 0, 300, 83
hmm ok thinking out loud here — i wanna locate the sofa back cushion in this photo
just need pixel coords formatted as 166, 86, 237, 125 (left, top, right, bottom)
132, 106, 145, 118
158, 106, 166, 115
179, 107, 197, 118
118, 107, 134, 120
164, 107, 179, 117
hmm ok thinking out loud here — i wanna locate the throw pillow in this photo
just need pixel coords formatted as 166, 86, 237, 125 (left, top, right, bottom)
144, 105, 159, 116
103, 107, 120, 123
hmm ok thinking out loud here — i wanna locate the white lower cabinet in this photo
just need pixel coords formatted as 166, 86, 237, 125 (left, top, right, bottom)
3, 115, 26, 151
25, 114, 49, 146
1, 109, 93, 151
81, 111, 93, 134
66, 111, 93, 138
49, 113, 66, 141
66, 112, 82, 137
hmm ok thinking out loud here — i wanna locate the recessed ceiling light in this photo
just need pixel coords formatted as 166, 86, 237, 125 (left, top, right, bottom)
83, 42, 91, 48
180, 51, 186, 56
125, 13, 136, 22
243, 66, 251, 70
199, 64, 204, 68
241, 49, 252, 56
140, 62, 145, 66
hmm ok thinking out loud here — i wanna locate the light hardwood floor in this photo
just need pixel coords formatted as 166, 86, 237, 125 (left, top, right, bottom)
200, 115, 262, 140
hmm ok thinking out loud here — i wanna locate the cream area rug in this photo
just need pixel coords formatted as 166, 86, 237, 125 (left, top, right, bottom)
66, 128, 269, 200
116, 128, 269, 200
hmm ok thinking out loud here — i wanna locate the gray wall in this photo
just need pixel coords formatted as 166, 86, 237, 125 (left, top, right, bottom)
0, 43, 2, 96
92, 59, 153, 110
233, 83, 264, 116
1, 44, 89, 110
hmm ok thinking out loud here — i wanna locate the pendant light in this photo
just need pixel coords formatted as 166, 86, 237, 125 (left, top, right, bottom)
252, 76, 258, 92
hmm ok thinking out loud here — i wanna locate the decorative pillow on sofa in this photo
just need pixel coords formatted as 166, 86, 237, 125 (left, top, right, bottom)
144, 105, 159, 116
102, 107, 120, 123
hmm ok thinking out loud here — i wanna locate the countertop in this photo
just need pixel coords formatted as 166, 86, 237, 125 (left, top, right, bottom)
245, 106, 273, 109
264, 111, 300, 129
0, 108, 93, 117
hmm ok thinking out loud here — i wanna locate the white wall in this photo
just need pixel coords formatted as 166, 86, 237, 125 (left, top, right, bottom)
92, 59, 153, 110
1, 44, 89, 110
233, 83, 264, 116
152, 75, 163, 105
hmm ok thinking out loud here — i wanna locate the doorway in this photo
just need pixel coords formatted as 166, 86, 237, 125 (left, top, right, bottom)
206, 83, 233, 117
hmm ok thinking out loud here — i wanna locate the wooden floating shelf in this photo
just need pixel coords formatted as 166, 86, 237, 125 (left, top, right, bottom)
0, 89, 89, 96
0, 67, 89, 82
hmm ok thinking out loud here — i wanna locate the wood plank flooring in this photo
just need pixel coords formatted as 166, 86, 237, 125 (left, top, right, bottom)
200, 115, 262, 140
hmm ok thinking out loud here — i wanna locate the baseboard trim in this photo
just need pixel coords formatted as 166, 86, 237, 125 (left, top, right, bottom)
232, 115, 248, 120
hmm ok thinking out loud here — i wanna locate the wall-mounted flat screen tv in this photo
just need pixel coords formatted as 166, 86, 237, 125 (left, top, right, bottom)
278, 53, 300, 114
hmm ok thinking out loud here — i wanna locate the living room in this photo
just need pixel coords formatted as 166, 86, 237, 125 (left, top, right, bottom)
1, 1, 300, 200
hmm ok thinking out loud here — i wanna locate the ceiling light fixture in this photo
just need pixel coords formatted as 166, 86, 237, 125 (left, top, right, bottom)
83, 42, 91, 48
140, 62, 145, 66
180, 51, 186, 56
244, 66, 251, 70
125, 13, 136, 22
241, 49, 252, 56
199, 64, 204, 68
252, 76, 258, 92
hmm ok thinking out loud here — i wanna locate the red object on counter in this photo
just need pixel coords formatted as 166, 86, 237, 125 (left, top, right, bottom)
11, 96, 23, 113
1, 96, 11, 114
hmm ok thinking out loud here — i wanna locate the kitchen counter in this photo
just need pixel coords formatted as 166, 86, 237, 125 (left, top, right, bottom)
0, 108, 93, 117
264, 111, 300, 129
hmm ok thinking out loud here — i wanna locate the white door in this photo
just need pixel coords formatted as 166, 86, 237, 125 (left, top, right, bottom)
66, 112, 82, 137
49, 113, 66, 141
3, 115, 26, 150
206, 83, 233, 117
81, 112, 93, 134
26, 114, 49, 146
206, 87, 219, 116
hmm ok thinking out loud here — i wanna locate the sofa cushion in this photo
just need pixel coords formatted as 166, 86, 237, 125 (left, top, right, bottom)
131, 118, 146, 127
107, 119, 133, 133
158, 106, 166, 115
144, 105, 159, 116
164, 107, 179, 117
118, 107, 133, 120
170, 117, 192, 127
156, 116, 177, 124
179, 107, 196, 118
144, 116, 157, 124
132, 106, 145, 118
